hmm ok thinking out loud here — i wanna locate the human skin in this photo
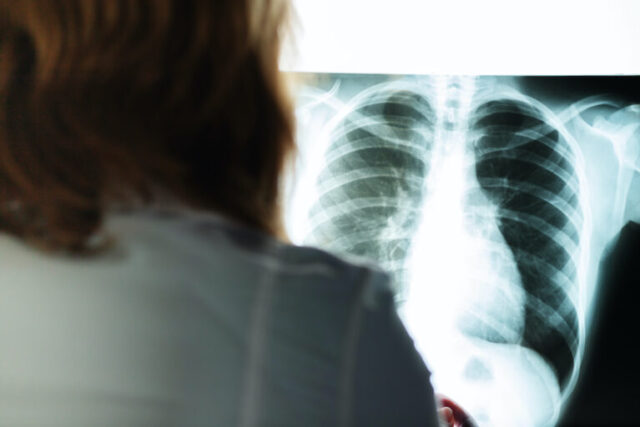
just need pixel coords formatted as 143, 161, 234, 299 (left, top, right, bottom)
437, 394, 477, 427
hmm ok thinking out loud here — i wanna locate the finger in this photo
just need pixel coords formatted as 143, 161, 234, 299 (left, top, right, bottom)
438, 407, 454, 426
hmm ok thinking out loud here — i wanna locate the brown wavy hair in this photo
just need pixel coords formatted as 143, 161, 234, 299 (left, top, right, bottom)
0, 0, 295, 253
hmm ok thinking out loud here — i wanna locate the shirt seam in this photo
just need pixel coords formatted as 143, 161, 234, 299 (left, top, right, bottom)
338, 268, 372, 427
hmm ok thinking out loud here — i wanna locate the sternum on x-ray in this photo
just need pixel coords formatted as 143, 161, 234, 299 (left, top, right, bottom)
285, 75, 640, 426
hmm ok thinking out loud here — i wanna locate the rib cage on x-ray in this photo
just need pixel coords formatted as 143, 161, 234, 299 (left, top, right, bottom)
306, 83, 581, 390
294, 74, 640, 426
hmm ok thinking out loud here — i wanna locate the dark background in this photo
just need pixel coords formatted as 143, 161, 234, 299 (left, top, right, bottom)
558, 221, 640, 426
519, 76, 640, 107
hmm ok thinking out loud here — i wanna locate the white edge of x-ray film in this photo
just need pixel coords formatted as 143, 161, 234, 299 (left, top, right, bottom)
282, 0, 640, 75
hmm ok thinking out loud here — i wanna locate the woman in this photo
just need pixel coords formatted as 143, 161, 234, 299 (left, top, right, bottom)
0, 1, 453, 425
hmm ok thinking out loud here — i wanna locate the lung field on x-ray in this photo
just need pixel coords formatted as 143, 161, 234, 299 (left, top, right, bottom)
289, 74, 640, 427
470, 98, 582, 388
307, 86, 435, 299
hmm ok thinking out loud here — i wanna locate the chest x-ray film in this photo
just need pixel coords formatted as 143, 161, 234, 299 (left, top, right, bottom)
284, 74, 640, 426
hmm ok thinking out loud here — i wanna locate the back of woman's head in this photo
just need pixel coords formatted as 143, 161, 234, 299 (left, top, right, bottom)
0, 0, 294, 253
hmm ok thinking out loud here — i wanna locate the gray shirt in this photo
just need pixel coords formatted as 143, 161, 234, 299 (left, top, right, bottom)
0, 206, 439, 426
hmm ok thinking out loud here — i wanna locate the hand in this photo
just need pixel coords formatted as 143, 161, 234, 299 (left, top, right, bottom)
436, 394, 477, 427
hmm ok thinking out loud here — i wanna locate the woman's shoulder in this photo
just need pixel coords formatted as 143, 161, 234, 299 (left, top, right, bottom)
0, 206, 411, 426
107, 205, 393, 293
0, 205, 395, 315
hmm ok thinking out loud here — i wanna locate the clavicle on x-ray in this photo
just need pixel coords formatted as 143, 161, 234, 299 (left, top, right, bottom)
284, 74, 640, 426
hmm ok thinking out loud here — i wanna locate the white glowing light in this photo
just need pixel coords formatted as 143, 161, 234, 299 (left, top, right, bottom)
284, 0, 640, 75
